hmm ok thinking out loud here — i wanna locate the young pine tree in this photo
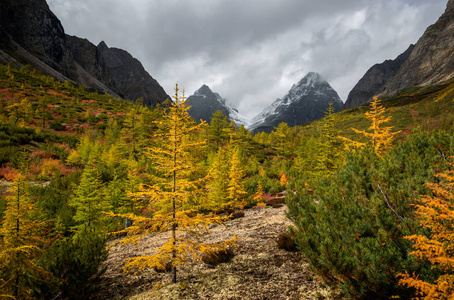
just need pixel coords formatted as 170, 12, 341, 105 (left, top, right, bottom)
115, 84, 236, 284
0, 173, 53, 299
399, 162, 454, 299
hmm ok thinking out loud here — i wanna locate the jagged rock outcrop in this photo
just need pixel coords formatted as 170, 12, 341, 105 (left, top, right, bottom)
381, 0, 454, 94
248, 72, 343, 133
0, 0, 69, 70
0, 0, 169, 105
97, 42, 169, 106
186, 85, 249, 126
64, 36, 118, 97
344, 45, 414, 109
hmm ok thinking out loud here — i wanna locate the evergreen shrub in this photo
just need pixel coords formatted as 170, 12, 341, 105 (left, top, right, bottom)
286, 130, 454, 298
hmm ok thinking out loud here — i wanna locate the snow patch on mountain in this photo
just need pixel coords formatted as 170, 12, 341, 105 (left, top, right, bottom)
247, 72, 343, 132
187, 85, 249, 127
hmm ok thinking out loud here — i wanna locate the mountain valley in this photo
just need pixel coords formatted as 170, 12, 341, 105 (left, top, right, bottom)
1, 0, 454, 299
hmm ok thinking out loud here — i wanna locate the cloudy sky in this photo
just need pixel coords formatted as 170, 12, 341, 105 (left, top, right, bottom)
47, 0, 447, 119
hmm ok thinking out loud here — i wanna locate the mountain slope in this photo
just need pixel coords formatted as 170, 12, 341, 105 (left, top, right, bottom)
344, 45, 414, 110
380, 0, 454, 95
186, 85, 249, 126
0, 0, 169, 105
248, 72, 343, 133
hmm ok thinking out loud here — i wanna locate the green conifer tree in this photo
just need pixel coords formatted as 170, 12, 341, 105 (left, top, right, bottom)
69, 157, 111, 238
315, 102, 341, 177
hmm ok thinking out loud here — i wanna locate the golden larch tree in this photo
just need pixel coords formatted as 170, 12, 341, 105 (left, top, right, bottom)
0, 173, 53, 299
253, 167, 267, 206
112, 84, 236, 284
228, 146, 248, 208
208, 146, 230, 209
399, 162, 454, 299
280, 173, 288, 188
340, 97, 400, 157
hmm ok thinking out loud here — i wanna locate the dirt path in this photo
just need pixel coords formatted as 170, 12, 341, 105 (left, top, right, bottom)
94, 206, 334, 300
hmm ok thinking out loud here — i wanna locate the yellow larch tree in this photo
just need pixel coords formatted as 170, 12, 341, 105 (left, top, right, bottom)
208, 146, 230, 209
399, 162, 454, 299
0, 173, 53, 299
112, 84, 236, 284
340, 97, 400, 157
253, 167, 267, 207
228, 146, 248, 208
280, 173, 288, 189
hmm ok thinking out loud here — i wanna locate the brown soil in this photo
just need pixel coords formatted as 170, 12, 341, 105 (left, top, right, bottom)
94, 206, 336, 300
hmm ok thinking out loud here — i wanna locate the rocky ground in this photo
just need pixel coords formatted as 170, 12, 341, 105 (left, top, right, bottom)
93, 205, 337, 300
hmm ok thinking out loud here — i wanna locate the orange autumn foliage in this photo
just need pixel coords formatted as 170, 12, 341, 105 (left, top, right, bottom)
399, 162, 454, 299
340, 97, 400, 157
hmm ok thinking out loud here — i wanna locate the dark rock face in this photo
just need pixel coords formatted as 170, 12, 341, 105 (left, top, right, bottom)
344, 45, 414, 109
97, 43, 169, 106
186, 85, 231, 123
0, 0, 70, 70
186, 85, 248, 125
64, 35, 118, 97
248, 72, 343, 133
65, 35, 105, 80
381, 0, 454, 94
0, 0, 169, 106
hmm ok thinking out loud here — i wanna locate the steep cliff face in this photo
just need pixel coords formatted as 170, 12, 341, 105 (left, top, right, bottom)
0, 0, 169, 106
344, 45, 414, 109
64, 36, 119, 97
65, 35, 105, 80
0, 0, 70, 71
381, 0, 454, 94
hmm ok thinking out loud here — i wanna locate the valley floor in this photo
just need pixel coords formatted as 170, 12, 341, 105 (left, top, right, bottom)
94, 205, 335, 300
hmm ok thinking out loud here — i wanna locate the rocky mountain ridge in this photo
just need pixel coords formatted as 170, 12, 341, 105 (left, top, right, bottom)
186, 85, 249, 126
344, 45, 415, 110
248, 72, 343, 133
380, 0, 454, 95
345, 0, 454, 109
0, 0, 169, 106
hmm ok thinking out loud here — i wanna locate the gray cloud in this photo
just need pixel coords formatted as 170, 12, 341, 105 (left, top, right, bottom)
48, 0, 447, 119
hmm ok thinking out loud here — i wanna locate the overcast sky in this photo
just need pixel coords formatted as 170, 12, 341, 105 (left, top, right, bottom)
47, 0, 447, 119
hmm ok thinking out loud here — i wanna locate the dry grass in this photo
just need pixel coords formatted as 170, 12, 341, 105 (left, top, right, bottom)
93, 206, 336, 300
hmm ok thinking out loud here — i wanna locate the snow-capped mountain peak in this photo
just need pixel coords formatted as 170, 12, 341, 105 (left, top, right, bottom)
247, 72, 343, 133
186, 84, 249, 127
